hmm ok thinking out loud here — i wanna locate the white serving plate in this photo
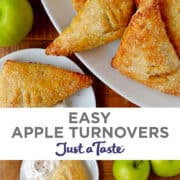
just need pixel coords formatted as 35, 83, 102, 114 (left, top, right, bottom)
20, 160, 99, 180
0, 48, 96, 107
41, 0, 180, 107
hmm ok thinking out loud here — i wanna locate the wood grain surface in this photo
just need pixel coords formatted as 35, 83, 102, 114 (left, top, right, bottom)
0, 1, 179, 180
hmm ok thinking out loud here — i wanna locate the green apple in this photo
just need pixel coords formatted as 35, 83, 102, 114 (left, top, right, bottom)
151, 160, 180, 177
113, 160, 150, 180
0, 0, 33, 46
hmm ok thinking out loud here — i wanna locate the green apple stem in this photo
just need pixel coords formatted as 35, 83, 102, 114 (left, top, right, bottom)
134, 160, 143, 168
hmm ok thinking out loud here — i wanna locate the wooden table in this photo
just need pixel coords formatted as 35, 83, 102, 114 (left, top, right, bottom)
0, 1, 179, 180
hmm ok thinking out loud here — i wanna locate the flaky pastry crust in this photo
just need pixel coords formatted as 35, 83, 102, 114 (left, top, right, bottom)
0, 60, 92, 107
50, 161, 88, 180
112, 0, 180, 96
135, 0, 180, 58
71, 0, 87, 11
46, 0, 134, 56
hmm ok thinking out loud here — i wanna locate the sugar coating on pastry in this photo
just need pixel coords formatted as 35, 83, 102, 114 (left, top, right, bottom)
112, 0, 180, 96
135, 0, 180, 58
0, 60, 93, 107
159, 0, 180, 58
50, 160, 88, 180
71, 0, 87, 11
46, 0, 134, 56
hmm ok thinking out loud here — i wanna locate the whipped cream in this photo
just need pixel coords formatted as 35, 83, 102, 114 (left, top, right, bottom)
22, 160, 59, 180
21, 102, 68, 179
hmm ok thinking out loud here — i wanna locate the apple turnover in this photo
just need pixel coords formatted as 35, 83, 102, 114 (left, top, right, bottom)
112, 0, 180, 96
50, 160, 88, 180
46, 0, 134, 56
135, 0, 180, 58
71, 0, 86, 11
0, 60, 92, 107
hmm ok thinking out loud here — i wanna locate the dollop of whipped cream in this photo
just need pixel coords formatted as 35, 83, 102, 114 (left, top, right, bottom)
23, 160, 59, 180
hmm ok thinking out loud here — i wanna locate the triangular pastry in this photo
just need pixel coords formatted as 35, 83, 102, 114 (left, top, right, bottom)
112, 0, 180, 96
46, 0, 134, 56
160, 0, 180, 58
50, 161, 88, 180
135, 0, 180, 58
71, 0, 87, 11
0, 60, 92, 107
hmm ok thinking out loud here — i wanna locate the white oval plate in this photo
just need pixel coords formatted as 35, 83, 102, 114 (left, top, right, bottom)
41, 0, 180, 107
20, 160, 99, 180
0, 48, 96, 107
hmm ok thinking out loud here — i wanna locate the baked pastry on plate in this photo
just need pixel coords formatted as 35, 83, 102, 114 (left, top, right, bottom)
71, 0, 87, 11
112, 0, 180, 96
135, 0, 180, 58
0, 60, 92, 107
160, 0, 180, 58
46, 0, 134, 56
50, 160, 88, 180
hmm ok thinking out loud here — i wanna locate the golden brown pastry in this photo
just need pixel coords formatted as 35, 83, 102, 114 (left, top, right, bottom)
46, 0, 134, 56
135, 0, 180, 58
135, 0, 140, 7
0, 60, 92, 107
71, 0, 86, 11
160, 0, 180, 58
112, 0, 180, 96
50, 161, 88, 180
